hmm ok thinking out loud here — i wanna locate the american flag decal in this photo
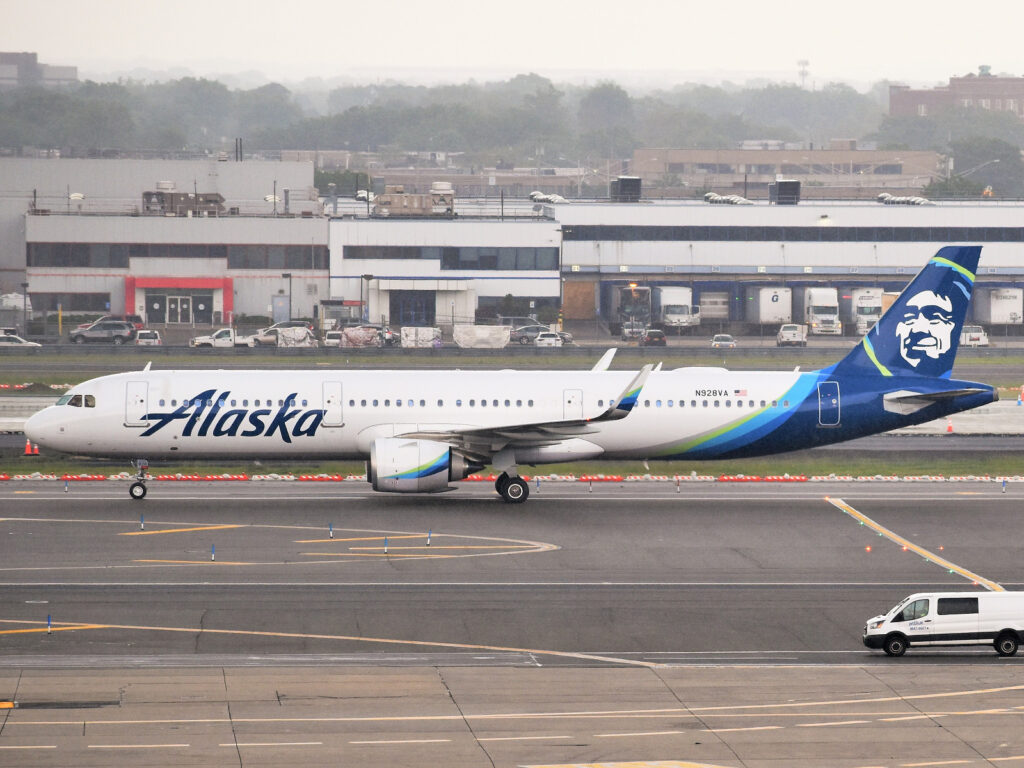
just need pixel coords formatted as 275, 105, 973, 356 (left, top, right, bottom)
734, 388, 747, 396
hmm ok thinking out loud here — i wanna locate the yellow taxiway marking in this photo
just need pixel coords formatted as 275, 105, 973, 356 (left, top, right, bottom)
477, 735, 574, 742
120, 524, 242, 537
350, 545, 536, 551
301, 552, 454, 559
13, 491, 33, 495
900, 762, 972, 767
295, 534, 424, 543
132, 560, 250, 565
88, 743, 189, 749
827, 497, 1004, 591
220, 741, 323, 747
0, 624, 105, 635
796, 719, 871, 727
702, 726, 782, 733
991, 757, 1024, 763
0, 617, 658, 668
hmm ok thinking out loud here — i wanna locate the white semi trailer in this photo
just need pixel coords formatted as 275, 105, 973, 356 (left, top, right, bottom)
974, 288, 1023, 326
743, 286, 792, 327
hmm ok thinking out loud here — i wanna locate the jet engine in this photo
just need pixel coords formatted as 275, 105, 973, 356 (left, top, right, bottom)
368, 437, 482, 493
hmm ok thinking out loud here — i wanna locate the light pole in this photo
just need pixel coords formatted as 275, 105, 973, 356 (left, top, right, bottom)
281, 273, 293, 319
20, 282, 28, 337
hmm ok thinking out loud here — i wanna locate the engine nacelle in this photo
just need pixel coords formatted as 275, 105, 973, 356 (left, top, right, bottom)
368, 437, 480, 493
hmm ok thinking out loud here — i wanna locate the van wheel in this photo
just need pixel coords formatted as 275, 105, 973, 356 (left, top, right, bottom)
995, 632, 1019, 657
883, 634, 908, 657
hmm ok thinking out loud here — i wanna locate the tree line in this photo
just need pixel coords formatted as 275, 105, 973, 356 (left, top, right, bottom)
1, 72, 1022, 194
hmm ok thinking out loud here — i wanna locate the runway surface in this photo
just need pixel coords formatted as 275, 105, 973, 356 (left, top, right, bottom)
1, 481, 1024, 766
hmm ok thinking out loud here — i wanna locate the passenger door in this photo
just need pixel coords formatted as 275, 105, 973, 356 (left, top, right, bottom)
125, 381, 149, 427
817, 381, 840, 427
891, 598, 932, 644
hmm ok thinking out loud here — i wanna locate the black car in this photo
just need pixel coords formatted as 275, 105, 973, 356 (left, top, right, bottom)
69, 320, 136, 345
639, 329, 667, 346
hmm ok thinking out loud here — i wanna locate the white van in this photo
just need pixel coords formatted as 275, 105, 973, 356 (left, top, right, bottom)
863, 591, 1024, 657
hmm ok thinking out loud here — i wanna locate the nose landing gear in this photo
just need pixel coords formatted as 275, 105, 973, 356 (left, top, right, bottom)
129, 459, 149, 500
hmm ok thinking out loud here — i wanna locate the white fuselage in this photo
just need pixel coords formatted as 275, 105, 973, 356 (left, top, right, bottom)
26, 367, 805, 462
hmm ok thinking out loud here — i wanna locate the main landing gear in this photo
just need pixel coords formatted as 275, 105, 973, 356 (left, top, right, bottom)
129, 459, 149, 500
495, 472, 529, 504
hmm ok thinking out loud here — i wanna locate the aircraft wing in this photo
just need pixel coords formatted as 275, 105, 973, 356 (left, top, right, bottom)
396, 364, 653, 460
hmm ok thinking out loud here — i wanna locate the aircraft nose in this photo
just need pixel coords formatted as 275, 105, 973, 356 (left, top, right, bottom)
24, 407, 55, 447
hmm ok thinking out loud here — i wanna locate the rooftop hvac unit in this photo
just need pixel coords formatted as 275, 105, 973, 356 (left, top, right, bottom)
768, 179, 801, 205
610, 176, 641, 202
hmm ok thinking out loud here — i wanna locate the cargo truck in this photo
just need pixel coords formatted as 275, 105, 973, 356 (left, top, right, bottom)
652, 286, 700, 332
607, 284, 652, 336
973, 288, 1023, 326
840, 287, 884, 335
797, 287, 842, 335
744, 286, 792, 327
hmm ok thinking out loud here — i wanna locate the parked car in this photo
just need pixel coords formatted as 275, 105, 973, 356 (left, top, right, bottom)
639, 329, 667, 347
0, 334, 40, 348
69, 320, 136, 345
960, 325, 990, 347
534, 331, 564, 347
253, 320, 317, 345
323, 330, 343, 347
510, 324, 551, 344
76, 314, 145, 330
620, 321, 646, 341
135, 329, 162, 346
711, 333, 737, 349
556, 330, 574, 345
190, 328, 257, 348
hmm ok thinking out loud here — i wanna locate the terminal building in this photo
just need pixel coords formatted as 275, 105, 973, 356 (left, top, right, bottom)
2, 157, 1023, 337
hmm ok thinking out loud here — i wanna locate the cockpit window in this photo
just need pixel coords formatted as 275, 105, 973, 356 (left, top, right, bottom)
84, 394, 95, 408
56, 395, 72, 405
68, 394, 83, 407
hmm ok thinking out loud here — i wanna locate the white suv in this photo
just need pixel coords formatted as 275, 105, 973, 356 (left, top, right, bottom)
534, 331, 563, 347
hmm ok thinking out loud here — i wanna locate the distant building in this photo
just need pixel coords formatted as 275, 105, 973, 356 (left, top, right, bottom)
0, 52, 77, 90
889, 71, 1024, 119
633, 145, 941, 199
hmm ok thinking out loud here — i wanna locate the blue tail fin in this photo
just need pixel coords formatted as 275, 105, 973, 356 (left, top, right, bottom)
832, 246, 981, 379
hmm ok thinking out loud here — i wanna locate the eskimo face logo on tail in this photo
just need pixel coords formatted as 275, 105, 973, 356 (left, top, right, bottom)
895, 290, 956, 367
140, 389, 325, 443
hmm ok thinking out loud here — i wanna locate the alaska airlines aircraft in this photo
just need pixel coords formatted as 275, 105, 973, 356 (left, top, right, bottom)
25, 246, 996, 503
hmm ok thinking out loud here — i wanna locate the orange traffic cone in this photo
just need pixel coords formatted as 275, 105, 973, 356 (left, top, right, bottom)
946, 418, 954, 434
33, 444, 39, 455
24, 438, 32, 456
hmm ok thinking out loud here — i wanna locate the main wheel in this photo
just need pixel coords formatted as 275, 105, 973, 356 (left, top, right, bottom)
113, 336, 124, 345
129, 482, 147, 500
494, 472, 510, 495
883, 634, 907, 657
500, 477, 529, 504
519, 336, 530, 345
73, 336, 85, 344
995, 632, 1019, 657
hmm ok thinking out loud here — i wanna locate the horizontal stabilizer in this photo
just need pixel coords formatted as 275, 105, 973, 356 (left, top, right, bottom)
883, 387, 989, 415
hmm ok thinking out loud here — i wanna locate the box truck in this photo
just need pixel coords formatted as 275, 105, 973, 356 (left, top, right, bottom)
744, 286, 792, 326
840, 287, 883, 335
974, 288, 1023, 326
797, 287, 842, 335
653, 286, 700, 332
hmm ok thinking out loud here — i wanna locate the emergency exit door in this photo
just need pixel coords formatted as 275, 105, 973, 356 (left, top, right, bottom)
322, 381, 343, 427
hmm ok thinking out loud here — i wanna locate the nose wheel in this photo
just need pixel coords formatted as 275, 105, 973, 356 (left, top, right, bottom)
129, 459, 149, 501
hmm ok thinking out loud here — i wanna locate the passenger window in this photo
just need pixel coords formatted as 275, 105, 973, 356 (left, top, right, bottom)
504, 399, 510, 407
159, 399, 166, 407
230, 400, 236, 407
396, 400, 402, 407
702, 400, 708, 408
493, 399, 498, 407
644, 400, 650, 407
736, 400, 743, 408
771, 400, 778, 408
470, 399, 476, 406
372, 399, 379, 407
84, 395, 95, 408
528, 400, 534, 407
691, 400, 697, 407
348, 400, 354, 407
668, 400, 673, 407
760, 400, 766, 407
938, 597, 979, 615
420, 400, 425, 407
895, 599, 929, 622
361, 400, 366, 407
437, 399, 443, 407
386, 399, 391, 406
242, 400, 248, 407
172, 400, 178, 407
725, 400, 731, 407
655, 400, 662, 408
714, 400, 720, 408
69, 395, 82, 407
598, 400, 604, 407
302, 400, 308, 407
456, 399, 462, 407
480, 400, 486, 407
517, 399, 523, 407
749, 400, 754, 408
783, 400, 790, 407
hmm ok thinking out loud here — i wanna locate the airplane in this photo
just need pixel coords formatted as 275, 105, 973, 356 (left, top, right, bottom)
24, 246, 996, 504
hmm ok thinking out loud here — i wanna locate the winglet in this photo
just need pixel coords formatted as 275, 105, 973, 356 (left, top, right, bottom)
591, 348, 617, 372
143, 361, 152, 372
593, 364, 653, 422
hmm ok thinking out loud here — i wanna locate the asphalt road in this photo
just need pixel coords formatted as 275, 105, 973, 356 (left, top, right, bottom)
2, 481, 1024, 767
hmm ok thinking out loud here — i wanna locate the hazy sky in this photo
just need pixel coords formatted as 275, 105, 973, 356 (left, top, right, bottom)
2, 0, 1021, 88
